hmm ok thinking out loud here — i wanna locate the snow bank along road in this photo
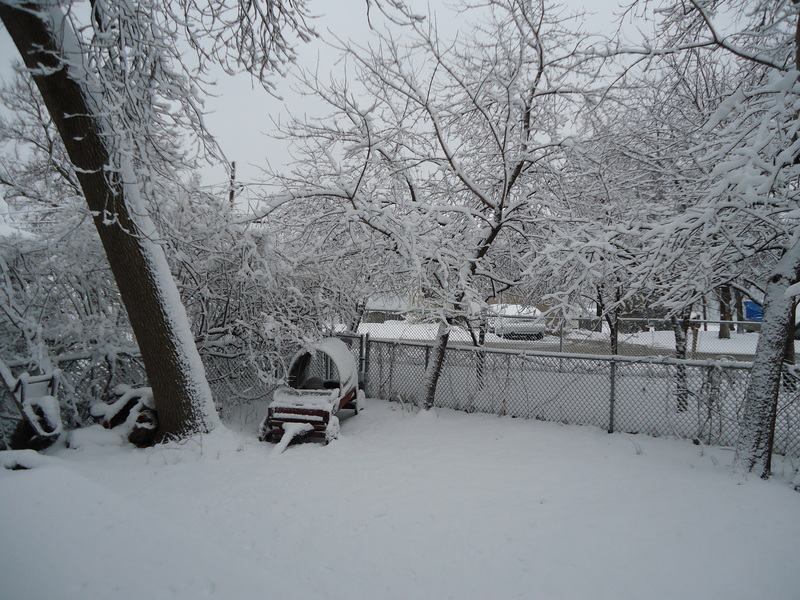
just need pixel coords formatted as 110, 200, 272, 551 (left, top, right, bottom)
1, 399, 799, 599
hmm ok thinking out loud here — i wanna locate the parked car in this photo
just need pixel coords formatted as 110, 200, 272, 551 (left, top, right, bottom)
487, 304, 547, 341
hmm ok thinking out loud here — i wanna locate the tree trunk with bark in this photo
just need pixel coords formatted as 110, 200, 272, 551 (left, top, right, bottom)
734, 289, 745, 334
783, 301, 796, 368
422, 320, 450, 410
606, 313, 619, 356
734, 243, 800, 478
718, 285, 732, 339
671, 307, 692, 412
597, 290, 620, 355
0, 1, 219, 439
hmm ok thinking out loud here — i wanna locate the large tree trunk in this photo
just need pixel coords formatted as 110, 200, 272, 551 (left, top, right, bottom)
0, 2, 219, 439
734, 243, 800, 478
670, 306, 692, 412
597, 290, 619, 355
782, 300, 796, 368
422, 320, 450, 410
604, 311, 619, 356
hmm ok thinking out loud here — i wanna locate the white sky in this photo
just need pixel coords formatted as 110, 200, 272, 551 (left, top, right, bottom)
200, 0, 627, 187
0, 0, 629, 190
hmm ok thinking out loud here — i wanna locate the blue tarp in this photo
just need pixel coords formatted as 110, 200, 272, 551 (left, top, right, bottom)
744, 301, 763, 322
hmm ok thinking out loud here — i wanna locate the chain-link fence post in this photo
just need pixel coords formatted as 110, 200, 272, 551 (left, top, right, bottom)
366, 333, 371, 395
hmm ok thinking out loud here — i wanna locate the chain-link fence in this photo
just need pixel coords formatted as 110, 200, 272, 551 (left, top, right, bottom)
57, 354, 149, 425
5, 333, 798, 460
1, 351, 273, 447
356, 311, 775, 361
202, 354, 274, 422
338, 333, 800, 459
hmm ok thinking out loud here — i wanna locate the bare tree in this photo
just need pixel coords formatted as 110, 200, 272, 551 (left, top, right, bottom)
261, 0, 599, 407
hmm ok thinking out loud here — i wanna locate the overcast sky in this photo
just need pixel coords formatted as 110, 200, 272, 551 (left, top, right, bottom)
201, 0, 627, 188
0, 0, 629, 190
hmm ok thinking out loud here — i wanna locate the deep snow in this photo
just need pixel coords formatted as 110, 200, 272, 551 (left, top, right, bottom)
1, 399, 799, 600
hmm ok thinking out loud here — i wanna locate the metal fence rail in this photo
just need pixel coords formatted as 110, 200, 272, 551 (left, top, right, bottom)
338, 334, 800, 459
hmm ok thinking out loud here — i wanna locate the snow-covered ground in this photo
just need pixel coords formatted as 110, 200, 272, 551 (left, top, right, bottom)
2, 400, 799, 600
359, 319, 483, 344
577, 327, 760, 357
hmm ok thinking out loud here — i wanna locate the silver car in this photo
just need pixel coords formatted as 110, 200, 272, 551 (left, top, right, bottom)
487, 305, 546, 341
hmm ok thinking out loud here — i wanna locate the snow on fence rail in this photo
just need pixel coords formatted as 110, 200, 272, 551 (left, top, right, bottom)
338, 334, 800, 460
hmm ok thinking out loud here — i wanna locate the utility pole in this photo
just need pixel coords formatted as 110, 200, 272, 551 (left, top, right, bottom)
229, 161, 237, 204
